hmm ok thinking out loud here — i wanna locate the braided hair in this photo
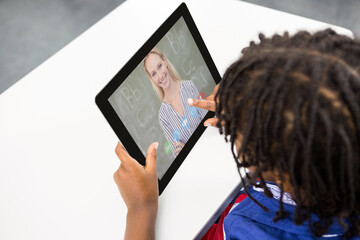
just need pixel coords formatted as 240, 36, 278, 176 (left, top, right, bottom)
215, 29, 360, 238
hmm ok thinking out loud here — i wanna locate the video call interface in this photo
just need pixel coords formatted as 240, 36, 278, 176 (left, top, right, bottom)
108, 17, 216, 179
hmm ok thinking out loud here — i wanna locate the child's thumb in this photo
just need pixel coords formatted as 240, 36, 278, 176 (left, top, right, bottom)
145, 142, 158, 175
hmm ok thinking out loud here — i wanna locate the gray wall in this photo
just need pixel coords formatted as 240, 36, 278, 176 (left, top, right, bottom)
2, 0, 360, 95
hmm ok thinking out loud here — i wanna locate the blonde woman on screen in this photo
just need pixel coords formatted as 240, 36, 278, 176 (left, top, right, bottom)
143, 48, 206, 156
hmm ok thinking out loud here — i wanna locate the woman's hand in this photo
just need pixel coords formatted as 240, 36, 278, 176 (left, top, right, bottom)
187, 84, 219, 127
114, 142, 159, 240
174, 141, 185, 156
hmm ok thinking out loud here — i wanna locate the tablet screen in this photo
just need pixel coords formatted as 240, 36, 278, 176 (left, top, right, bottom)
96, 3, 220, 194
108, 17, 216, 179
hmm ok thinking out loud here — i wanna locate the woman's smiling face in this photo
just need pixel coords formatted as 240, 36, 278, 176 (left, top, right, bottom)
145, 53, 171, 89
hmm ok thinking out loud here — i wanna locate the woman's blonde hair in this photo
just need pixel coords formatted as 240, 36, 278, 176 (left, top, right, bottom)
143, 47, 182, 100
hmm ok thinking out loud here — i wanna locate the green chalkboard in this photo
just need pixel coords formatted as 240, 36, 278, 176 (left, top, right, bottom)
108, 17, 216, 179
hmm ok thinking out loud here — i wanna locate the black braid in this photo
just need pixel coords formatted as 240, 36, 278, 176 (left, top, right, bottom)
215, 29, 360, 238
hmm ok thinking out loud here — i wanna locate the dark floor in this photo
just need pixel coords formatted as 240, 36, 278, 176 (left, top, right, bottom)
0, 0, 125, 94
1, 0, 359, 94
242, 0, 360, 37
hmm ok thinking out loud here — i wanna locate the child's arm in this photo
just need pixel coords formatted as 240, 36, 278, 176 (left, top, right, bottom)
114, 142, 159, 240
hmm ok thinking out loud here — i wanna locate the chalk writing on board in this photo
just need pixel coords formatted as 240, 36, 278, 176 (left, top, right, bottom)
199, 66, 210, 88
120, 82, 141, 109
166, 28, 186, 55
136, 104, 156, 129
189, 65, 210, 89
182, 59, 196, 76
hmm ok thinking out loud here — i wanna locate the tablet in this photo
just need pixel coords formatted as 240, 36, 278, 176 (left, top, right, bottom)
95, 2, 220, 195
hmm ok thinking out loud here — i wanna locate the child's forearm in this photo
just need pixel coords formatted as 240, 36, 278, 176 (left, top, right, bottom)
124, 208, 157, 240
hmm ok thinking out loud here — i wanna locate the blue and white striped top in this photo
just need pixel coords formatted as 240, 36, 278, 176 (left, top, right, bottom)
159, 80, 207, 155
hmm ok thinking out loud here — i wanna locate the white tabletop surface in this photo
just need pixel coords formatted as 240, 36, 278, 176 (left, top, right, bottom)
0, 0, 352, 239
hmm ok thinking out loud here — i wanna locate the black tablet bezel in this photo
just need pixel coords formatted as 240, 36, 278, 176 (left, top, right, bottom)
95, 2, 221, 195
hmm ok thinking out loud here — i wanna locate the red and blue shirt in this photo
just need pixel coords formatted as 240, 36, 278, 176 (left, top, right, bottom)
203, 182, 360, 240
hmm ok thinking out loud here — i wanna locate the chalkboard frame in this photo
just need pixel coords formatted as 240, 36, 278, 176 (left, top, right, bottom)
95, 2, 221, 195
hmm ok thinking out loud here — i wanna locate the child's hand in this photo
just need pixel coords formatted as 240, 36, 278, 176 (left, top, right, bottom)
114, 142, 159, 239
114, 142, 159, 215
188, 84, 219, 127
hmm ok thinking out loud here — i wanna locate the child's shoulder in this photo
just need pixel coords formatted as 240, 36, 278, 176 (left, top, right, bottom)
224, 184, 357, 240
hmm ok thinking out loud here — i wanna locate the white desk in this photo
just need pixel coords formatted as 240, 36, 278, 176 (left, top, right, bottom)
0, 0, 352, 239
